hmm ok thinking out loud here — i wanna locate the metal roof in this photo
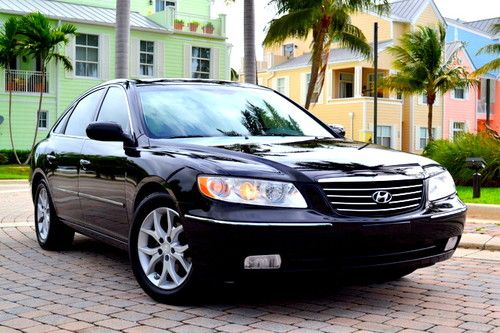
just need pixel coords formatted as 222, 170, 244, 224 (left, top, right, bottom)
389, 0, 426, 22
445, 41, 462, 61
0, 0, 167, 32
465, 18, 499, 37
269, 40, 394, 71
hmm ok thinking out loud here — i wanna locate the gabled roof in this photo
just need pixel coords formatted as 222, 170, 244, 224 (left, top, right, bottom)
390, 0, 425, 22
446, 17, 499, 39
445, 41, 476, 70
269, 40, 393, 71
466, 18, 499, 37
0, 0, 167, 32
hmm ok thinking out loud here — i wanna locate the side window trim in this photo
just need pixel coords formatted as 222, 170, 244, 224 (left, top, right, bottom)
63, 88, 105, 137
96, 85, 135, 137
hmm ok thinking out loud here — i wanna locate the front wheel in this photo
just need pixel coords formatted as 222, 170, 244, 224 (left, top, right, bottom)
129, 194, 197, 303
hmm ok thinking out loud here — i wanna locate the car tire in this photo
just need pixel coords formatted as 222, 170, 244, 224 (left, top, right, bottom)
34, 180, 75, 250
129, 193, 198, 303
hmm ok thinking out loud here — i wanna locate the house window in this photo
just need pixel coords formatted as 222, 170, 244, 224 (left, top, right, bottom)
453, 87, 465, 99
155, 0, 176, 12
283, 43, 295, 58
75, 34, 99, 78
191, 47, 210, 79
339, 73, 353, 98
302, 73, 311, 101
452, 122, 466, 140
367, 72, 384, 97
376, 125, 391, 148
396, 92, 403, 100
419, 127, 436, 149
421, 94, 427, 104
140, 41, 154, 77
38, 110, 48, 129
276, 78, 286, 95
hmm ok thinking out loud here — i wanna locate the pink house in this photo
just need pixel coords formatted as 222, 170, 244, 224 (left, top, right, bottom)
443, 42, 478, 140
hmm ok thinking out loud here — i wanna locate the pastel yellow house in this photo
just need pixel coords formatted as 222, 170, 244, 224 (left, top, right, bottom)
253, 0, 446, 153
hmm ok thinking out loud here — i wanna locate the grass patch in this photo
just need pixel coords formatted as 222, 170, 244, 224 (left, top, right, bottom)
456, 186, 500, 205
0, 164, 30, 179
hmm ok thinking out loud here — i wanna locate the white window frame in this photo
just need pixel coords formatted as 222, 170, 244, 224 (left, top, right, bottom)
276, 77, 288, 96
301, 73, 311, 103
38, 110, 48, 130
191, 46, 211, 79
452, 87, 467, 100
418, 127, 437, 150
283, 43, 295, 58
339, 72, 354, 98
75, 34, 99, 78
452, 121, 466, 140
376, 125, 392, 148
155, 0, 176, 12
139, 40, 155, 77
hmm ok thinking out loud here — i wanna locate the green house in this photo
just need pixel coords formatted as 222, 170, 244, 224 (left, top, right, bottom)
0, 0, 230, 149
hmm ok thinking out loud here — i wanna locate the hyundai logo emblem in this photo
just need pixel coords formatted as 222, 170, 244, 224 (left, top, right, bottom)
372, 190, 392, 204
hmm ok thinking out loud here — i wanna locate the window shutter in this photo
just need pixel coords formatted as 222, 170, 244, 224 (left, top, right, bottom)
99, 34, 110, 80
183, 44, 192, 78
449, 121, 454, 141
435, 127, 441, 140
414, 126, 419, 151
210, 47, 220, 79
65, 36, 75, 78
155, 41, 165, 78
130, 38, 140, 78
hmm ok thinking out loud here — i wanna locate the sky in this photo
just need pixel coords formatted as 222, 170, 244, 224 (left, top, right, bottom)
211, 0, 500, 71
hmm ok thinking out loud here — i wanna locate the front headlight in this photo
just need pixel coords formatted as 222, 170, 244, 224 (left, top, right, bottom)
426, 166, 456, 201
197, 176, 307, 208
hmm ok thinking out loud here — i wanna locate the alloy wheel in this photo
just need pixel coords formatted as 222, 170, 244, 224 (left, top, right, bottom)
36, 187, 51, 242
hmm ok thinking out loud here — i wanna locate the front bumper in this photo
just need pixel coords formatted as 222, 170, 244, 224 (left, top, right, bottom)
182, 198, 466, 277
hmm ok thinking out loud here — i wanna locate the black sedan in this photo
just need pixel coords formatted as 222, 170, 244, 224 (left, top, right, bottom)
30, 79, 466, 302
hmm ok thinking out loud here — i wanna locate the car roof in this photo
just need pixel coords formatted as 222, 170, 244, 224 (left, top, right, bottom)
95, 78, 266, 90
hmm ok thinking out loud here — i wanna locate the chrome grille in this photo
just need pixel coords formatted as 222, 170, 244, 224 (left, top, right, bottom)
319, 178, 424, 216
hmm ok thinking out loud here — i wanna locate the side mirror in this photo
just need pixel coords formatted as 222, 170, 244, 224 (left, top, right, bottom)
329, 124, 345, 138
86, 122, 135, 146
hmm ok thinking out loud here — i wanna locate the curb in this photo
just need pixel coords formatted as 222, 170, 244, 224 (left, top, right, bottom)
466, 203, 500, 221
459, 233, 500, 251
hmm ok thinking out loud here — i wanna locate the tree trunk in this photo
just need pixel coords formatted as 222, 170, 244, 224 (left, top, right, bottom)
427, 93, 436, 142
116, 0, 130, 79
305, 25, 327, 110
243, 0, 256, 84
7, 68, 21, 165
24, 63, 45, 165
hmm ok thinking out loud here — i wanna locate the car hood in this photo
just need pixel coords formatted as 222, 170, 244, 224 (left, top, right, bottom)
149, 136, 436, 181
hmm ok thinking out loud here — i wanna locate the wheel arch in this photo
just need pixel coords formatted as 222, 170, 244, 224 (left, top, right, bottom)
31, 169, 49, 202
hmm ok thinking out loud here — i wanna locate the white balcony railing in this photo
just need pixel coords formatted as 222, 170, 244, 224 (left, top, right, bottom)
4, 70, 48, 93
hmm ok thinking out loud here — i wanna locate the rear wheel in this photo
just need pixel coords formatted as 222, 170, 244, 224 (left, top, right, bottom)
34, 181, 74, 250
129, 193, 197, 303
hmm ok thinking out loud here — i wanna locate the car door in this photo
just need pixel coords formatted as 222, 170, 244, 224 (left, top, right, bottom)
47, 89, 105, 224
79, 86, 132, 240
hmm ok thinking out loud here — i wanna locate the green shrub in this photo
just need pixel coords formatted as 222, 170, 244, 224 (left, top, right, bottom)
0, 150, 31, 165
423, 132, 499, 186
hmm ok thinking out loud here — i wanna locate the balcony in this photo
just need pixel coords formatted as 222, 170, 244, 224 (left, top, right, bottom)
4, 70, 48, 94
148, 7, 226, 38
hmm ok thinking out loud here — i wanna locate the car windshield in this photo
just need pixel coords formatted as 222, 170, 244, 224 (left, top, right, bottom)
138, 84, 333, 139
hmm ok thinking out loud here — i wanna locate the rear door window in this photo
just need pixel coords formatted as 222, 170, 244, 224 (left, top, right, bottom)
65, 89, 104, 137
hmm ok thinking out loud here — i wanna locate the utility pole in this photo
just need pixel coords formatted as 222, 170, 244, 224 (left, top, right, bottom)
373, 22, 378, 144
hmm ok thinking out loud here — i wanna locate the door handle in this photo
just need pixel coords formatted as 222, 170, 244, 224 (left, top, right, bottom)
46, 154, 56, 163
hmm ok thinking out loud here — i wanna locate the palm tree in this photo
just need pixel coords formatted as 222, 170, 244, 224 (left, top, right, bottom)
0, 17, 22, 164
116, 0, 131, 78
474, 23, 500, 77
383, 25, 475, 142
264, 0, 389, 109
17, 13, 76, 163
243, 0, 256, 84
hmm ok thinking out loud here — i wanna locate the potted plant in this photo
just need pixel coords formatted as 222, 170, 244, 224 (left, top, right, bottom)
174, 19, 184, 30
203, 22, 214, 34
189, 21, 199, 32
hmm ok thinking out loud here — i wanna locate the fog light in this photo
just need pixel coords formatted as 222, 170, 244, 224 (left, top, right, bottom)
244, 254, 281, 270
444, 236, 458, 251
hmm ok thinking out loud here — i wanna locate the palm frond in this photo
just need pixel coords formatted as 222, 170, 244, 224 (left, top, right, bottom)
263, 7, 317, 46
474, 58, 500, 77
477, 43, 500, 56
48, 52, 73, 71
333, 23, 371, 59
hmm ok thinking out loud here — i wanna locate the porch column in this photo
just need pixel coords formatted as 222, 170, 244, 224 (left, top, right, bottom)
354, 66, 363, 97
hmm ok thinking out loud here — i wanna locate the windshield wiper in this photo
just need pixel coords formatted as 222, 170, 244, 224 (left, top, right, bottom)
168, 135, 206, 139
358, 142, 371, 150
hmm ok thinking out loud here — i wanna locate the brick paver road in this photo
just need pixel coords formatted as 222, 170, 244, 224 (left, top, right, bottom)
1, 181, 499, 333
